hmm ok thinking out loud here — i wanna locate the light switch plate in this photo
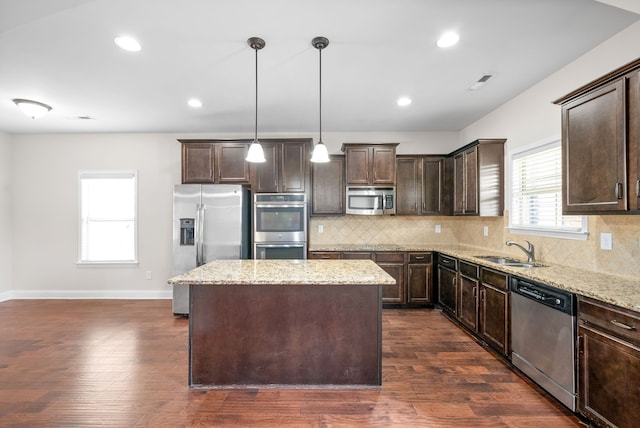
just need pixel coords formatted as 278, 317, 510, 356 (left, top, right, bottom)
435, 225, 441, 233
483, 226, 489, 236
317, 224, 324, 233
600, 232, 612, 250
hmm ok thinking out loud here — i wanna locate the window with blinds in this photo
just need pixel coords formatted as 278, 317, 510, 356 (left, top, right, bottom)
510, 140, 586, 237
78, 171, 138, 264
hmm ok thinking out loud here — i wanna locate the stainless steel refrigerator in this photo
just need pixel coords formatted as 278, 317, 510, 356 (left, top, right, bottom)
172, 184, 251, 315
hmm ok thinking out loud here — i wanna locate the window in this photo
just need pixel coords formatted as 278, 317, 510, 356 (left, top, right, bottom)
78, 171, 138, 264
509, 139, 587, 239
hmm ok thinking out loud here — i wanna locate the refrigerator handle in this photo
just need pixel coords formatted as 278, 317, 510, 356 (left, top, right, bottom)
195, 204, 202, 266
200, 204, 206, 264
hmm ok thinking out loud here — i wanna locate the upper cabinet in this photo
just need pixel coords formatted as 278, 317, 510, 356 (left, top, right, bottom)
180, 139, 250, 184
250, 139, 311, 193
342, 143, 398, 186
311, 155, 345, 216
451, 139, 505, 216
555, 57, 640, 214
396, 155, 450, 216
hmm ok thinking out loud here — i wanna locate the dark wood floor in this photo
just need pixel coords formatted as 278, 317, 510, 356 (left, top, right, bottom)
0, 300, 584, 427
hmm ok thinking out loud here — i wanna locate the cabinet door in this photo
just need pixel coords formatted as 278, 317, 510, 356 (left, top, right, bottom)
407, 263, 432, 304
479, 284, 508, 356
345, 147, 370, 185
377, 262, 404, 304
458, 275, 479, 331
372, 147, 396, 184
252, 143, 279, 193
396, 157, 421, 215
629, 70, 640, 211
216, 143, 250, 184
463, 147, 478, 215
453, 153, 465, 214
578, 324, 640, 428
438, 267, 457, 316
422, 157, 444, 215
311, 155, 345, 215
281, 142, 306, 193
182, 143, 214, 183
562, 78, 627, 213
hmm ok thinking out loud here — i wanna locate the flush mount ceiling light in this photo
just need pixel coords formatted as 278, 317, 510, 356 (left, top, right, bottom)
436, 31, 460, 48
12, 98, 52, 119
310, 36, 330, 164
397, 96, 412, 107
114, 35, 142, 52
245, 37, 266, 163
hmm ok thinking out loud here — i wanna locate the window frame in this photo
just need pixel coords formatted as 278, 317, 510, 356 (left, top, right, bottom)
507, 136, 588, 241
77, 170, 139, 265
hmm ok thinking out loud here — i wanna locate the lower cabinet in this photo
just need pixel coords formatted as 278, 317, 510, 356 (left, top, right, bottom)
308, 250, 433, 306
578, 297, 640, 428
478, 268, 509, 356
458, 261, 480, 331
437, 254, 458, 316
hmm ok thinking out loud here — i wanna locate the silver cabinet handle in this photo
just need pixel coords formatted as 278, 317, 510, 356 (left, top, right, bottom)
636, 179, 640, 198
615, 182, 623, 199
610, 319, 636, 330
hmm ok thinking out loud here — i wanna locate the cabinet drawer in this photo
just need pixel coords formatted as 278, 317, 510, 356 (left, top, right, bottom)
459, 261, 479, 279
342, 252, 374, 260
409, 252, 432, 263
438, 254, 458, 270
579, 297, 640, 345
375, 252, 406, 263
480, 268, 508, 291
308, 251, 341, 260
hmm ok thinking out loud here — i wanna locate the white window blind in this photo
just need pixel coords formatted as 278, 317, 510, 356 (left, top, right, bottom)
510, 141, 585, 236
78, 171, 138, 264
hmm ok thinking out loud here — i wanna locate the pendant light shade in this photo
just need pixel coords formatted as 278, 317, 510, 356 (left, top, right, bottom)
246, 37, 266, 163
13, 98, 52, 119
310, 36, 330, 163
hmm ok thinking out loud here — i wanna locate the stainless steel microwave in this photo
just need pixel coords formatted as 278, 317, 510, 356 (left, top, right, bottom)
345, 186, 396, 215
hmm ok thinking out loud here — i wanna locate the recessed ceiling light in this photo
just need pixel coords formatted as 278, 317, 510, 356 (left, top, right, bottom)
187, 98, 203, 108
397, 97, 412, 107
114, 36, 141, 52
436, 32, 460, 48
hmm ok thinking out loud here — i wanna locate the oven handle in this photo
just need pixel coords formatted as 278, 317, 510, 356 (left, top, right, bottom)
255, 243, 306, 248
255, 203, 306, 208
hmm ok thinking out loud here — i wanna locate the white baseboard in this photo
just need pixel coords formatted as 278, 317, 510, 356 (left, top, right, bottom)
3, 290, 172, 300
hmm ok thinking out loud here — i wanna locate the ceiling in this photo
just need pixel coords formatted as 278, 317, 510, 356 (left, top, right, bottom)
0, 0, 638, 135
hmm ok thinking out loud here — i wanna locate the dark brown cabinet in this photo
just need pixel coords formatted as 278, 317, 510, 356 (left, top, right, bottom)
458, 261, 479, 331
578, 297, 640, 428
375, 252, 406, 304
251, 139, 310, 193
555, 57, 640, 214
395, 156, 448, 216
307, 251, 341, 260
311, 155, 345, 216
407, 253, 433, 304
342, 144, 398, 186
451, 139, 505, 216
437, 254, 458, 316
478, 268, 509, 356
180, 139, 251, 184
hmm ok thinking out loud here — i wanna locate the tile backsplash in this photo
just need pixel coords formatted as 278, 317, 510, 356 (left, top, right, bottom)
309, 212, 640, 280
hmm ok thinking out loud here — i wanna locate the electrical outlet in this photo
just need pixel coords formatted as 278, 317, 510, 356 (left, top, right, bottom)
600, 233, 612, 250
317, 224, 324, 233
483, 226, 489, 236
435, 225, 441, 233
145, 271, 152, 280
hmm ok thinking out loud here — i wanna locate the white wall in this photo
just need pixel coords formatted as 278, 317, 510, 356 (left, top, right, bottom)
0, 132, 12, 299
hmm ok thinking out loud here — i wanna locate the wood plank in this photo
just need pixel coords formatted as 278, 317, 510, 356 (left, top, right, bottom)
0, 300, 582, 427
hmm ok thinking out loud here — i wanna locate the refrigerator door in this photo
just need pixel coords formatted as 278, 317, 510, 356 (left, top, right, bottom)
172, 184, 201, 315
201, 185, 245, 262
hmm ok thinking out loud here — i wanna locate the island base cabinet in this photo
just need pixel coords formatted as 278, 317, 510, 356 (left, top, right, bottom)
189, 284, 382, 387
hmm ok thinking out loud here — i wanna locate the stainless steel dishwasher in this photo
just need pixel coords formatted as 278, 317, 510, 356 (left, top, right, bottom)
510, 276, 577, 411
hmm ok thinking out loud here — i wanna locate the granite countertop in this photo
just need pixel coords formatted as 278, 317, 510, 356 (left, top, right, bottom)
310, 244, 640, 312
168, 259, 396, 286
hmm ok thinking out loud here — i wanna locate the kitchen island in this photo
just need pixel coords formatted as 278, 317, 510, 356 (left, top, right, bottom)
168, 259, 395, 388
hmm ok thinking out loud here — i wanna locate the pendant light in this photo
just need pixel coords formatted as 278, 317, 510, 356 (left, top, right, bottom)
246, 37, 266, 163
310, 36, 330, 163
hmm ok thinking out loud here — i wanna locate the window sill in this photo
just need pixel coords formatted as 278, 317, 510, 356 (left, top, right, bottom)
507, 227, 588, 241
76, 261, 139, 267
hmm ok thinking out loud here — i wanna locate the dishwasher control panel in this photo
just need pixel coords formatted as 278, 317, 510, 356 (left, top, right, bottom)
510, 276, 575, 315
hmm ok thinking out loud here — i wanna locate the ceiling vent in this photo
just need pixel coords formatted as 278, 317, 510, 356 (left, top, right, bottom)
468, 74, 494, 90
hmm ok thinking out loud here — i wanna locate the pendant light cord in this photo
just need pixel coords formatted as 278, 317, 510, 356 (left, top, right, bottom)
254, 45, 258, 142
319, 46, 322, 143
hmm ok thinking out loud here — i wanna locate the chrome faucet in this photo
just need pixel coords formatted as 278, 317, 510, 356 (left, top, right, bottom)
506, 240, 536, 263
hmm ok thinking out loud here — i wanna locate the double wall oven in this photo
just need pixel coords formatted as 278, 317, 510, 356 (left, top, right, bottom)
253, 193, 307, 259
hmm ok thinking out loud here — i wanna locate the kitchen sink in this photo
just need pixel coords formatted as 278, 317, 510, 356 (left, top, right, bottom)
475, 255, 545, 268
